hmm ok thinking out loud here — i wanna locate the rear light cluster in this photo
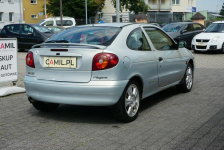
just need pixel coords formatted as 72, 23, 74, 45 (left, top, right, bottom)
26, 51, 35, 68
92, 53, 119, 71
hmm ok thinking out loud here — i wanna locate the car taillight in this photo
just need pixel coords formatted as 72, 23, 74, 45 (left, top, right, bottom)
92, 53, 119, 71
26, 51, 35, 68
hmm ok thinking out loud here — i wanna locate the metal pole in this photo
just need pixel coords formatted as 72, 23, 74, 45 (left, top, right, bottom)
85, 0, 87, 24
60, 0, 63, 27
44, 0, 47, 18
19, 0, 22, 23
116, 0, 120, 22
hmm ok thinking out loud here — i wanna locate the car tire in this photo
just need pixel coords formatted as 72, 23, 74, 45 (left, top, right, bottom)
111, 80, 141, 122
221, 43, 224, 54
176, 64, 193, 93
32, 101, 59, 112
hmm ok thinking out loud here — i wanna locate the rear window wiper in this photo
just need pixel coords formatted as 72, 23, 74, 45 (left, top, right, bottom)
45, 40, 69, 43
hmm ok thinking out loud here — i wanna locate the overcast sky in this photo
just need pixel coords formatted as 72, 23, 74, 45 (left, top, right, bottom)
197, 0, 223, 13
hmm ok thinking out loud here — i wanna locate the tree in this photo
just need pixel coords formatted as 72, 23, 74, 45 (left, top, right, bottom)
111, 0, 149, 14
219, 3, 224, 16
46, 0, 105, 24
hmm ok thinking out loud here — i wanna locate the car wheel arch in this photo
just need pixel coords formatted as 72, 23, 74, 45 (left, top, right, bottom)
188, 59, 194, 73
128, 75, 144, 98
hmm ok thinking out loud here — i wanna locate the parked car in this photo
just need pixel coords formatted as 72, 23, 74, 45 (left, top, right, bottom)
24, 23, 194, 122
191, 21, 224, 53
0, 24, 54, 51
38, 17, 76, 28
45, 26, 65, 33
162, 22, 205, 49
149, 23, 161, 28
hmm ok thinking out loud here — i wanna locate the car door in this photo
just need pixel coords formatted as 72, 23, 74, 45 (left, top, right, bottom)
179, 24, 193, 48
126, 27, 158, 97
20, 25, 40, 49
143, 27, 186, 87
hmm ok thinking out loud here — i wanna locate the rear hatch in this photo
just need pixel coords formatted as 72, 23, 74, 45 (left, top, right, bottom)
33, 44, 105, 83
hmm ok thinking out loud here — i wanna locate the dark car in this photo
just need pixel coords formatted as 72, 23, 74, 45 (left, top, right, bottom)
0, 24, 54, 51
45, 26, 65, 33
162, 22, 205, 49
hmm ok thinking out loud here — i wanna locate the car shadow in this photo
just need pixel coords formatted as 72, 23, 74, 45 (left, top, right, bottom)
27, 86, 180, 124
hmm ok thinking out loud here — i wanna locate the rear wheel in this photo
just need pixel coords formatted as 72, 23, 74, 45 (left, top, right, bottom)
32, 100, 59, 112
111, 80, 141, 122
176, 64, 193, 93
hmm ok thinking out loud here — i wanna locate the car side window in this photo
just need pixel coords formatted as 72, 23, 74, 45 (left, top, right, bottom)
21, 25, 36, 36
193, 24, 202, 31
6, 24, 20, 34
144, 27, 177, 50
182, 24, 192, 32
42, 21, 54, 26
127, 28, 151, 51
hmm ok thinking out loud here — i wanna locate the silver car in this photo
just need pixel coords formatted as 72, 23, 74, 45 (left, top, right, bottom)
24, 23, 194, 122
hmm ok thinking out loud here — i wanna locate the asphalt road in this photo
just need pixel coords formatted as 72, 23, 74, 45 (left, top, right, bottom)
0, 51, 224, 150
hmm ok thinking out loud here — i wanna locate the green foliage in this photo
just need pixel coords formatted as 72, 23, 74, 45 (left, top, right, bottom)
46, 0, 105, 18
111, 0, 149, 14
219, 3, 224, 16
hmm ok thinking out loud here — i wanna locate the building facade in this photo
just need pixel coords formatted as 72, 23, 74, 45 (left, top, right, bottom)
0, 0, 23, 29
22, 0, 51, 24
101, 0, 196, 23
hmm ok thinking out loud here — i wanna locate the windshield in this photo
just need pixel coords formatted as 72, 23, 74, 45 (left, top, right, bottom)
162, 24, 183, 32
38, 20, 46, 25
46, 26, 121, 46
33, 25, 52, 33
205, 23, 224, 32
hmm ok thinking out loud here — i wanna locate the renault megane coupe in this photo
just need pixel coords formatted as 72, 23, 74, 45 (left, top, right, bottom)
24, 23, 194, 122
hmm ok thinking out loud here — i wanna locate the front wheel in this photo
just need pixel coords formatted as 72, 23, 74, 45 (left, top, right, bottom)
176, 64, 193, 93
32, 101, 59, 112
111, 81, 141, 122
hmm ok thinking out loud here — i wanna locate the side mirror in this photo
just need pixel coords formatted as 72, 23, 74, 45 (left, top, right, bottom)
179, 41, 187, 48
203, 29, 206, 32
27, 32, 33, 36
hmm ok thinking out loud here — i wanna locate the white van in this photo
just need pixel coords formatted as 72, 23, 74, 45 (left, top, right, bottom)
38, 17, 76, 28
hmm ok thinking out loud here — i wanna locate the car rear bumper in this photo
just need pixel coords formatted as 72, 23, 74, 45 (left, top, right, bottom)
24, 76, 128, 106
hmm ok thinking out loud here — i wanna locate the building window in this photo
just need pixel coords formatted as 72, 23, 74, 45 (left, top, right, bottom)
9, 12, 13, 22
0, 12, 3, 21
31, 0, 37, 4
31, 14, 37, 19
172, 0, 180, 5
148, 0, 157, 4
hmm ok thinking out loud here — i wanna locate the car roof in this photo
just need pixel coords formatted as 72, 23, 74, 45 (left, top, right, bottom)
212, 21, 224, 23
168, 22, 196, 24
5, 23, 41, 26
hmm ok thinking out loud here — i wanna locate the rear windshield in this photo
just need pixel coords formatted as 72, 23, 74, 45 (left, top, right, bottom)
33, 25, 52, 33
46, 26, 121, 46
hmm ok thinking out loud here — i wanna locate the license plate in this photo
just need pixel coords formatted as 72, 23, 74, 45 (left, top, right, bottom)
44, 57, 76, 68
196, 42, 206, 46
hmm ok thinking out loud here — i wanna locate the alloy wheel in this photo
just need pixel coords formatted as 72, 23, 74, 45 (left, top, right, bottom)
125, 84, 140, 117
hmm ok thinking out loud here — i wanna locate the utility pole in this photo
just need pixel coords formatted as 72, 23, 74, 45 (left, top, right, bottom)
60, 0, 63, 27
44, 0, 47, 18
85, 0, 87, 24
19, 0, 22, 23
116, 0, 120, 22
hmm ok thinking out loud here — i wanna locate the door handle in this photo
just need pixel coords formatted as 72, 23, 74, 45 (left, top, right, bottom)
159, 57, 163, 62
